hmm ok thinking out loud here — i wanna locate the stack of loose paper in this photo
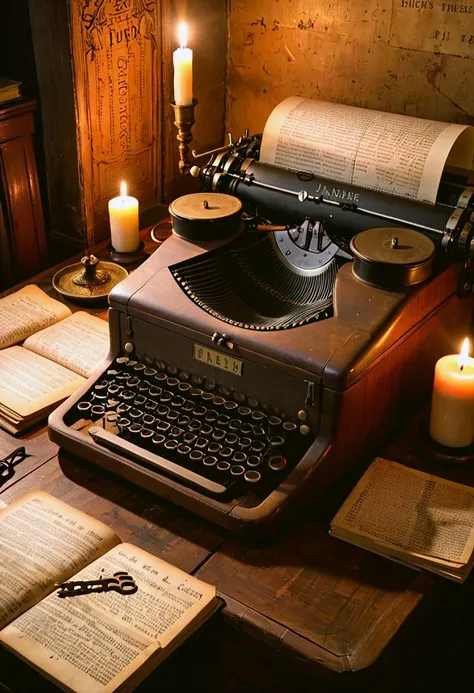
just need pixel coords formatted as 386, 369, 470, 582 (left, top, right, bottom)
331, 458, 474, 582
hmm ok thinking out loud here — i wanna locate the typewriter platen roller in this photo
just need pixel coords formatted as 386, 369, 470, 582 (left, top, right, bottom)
49, 126, 474, 533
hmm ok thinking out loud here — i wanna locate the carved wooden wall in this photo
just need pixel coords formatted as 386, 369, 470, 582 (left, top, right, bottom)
226, 0, 474, 137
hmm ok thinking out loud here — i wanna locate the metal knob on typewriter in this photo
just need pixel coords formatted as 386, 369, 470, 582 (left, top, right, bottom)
169, 192, 243, 241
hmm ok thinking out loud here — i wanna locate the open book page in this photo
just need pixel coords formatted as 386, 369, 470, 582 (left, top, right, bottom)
0, 285, 71, 350
260, 97, 474, 204
0, 347, 85, 418
0, 543, 217, 693
332, 458, 474, 565
24, 311, 109, 378
0, 491, 120, 631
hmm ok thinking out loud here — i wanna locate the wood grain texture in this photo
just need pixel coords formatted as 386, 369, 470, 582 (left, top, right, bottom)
226, 0, 474, 138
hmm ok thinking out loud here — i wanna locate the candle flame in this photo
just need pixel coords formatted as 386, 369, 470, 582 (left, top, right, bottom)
120, 181, 127, 198
459, 337, 470, 371
178, 22, 188, 49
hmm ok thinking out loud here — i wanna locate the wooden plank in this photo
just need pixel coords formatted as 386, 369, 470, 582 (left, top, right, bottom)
0, 430, 58, 495
0, 451, 224, 574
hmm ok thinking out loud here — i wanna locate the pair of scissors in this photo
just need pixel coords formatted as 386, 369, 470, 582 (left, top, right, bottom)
56, 571, 138, 597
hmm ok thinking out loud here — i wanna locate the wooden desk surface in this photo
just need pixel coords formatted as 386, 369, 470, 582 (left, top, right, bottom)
0, 228, 471, 692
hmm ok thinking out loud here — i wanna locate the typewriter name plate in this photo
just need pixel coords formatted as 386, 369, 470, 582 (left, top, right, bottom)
193, 344, 243, 376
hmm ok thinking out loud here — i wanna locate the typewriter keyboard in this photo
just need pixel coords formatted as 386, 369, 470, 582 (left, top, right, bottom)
67, 357, 314, 507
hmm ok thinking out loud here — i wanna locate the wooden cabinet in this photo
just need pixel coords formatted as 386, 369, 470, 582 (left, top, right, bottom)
0, 100, 47, 289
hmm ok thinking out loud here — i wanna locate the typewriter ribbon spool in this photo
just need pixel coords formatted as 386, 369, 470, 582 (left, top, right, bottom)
350, 227, 435, 289
169, 192, 242, 241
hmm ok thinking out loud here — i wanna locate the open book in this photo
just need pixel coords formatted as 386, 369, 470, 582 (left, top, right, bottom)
0, 286, 109, 433
331, 458, 474, 582
0, 490, 219, 693
261, 97, 474, 205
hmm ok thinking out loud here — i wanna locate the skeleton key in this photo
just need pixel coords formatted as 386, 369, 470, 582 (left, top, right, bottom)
56, 571, 137, 597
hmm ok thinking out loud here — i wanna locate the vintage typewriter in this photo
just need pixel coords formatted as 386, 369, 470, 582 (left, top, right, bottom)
49, 115, 474, 533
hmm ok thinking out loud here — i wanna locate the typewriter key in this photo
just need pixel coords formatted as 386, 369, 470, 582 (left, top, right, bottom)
171, 396, 185, 409
164, 439, 179, 452
129, 408, 143, 421
240, 422, 254, 436
234, 392, 246, 405
108, 384, 122, 396
283, 421, 298, 434
134, 394, 147, 406
220, 447, 233, 460
121, 390, 136, 402
248, 398, 259, 409
230, 465, 245, 477
160, 390, 173, 404
212, 395, 226, 409
225, 433, 239, 446
183, 433, 197, 445
94, 380, 108, 392
126, 360, 137, 369
193, 405, 207, 418
169, 426, 184, 439
178, 414, 190, 427
238, 406, 252, 420
154, 372, 167, 384
201, 391, 215, 404
189, 387, 202, 400
183, 400, 195, 413
207, 442, 221, 455
116, 373, 128, 382
117, 417, 131, 432
251, 410, 266, 423
138, 381, 151, 393
116, 356, 129, 365
190, 374, 204, 387
216, 461, 230, 472
167, 409, 180, 422
142, 414, 155, 427
204, 379, 216, 392
218, 386, 231, 398
166, 365, 178, 376
106, 368, 119, 377
156, 421, 171, 434
179, 370, 190, 381
268, 455, 287, 471
178, 382, 192, 395
205, 409, 218, 423
247, 455, 261, 468
268, 416, 282, 432
129, 423, 143, 436
224, 401, 238, 413
140, 428, 154, 442
144, 400, 158, 412
200, 423, 213, 437
152, 434, 166, 447
195, 437, 208, 450
233, 452, 247, 465
157, 405, 169, 418
212, 428, 226, 442
144, 368, 157, 378
239, 437, 252, 450
253, 426, 266, 439
127, 376, 140, 389
92, 392, 108, 402
166, 377, 180, 390
77, 401, 92, 412
155, 360, 166, 372
91, 404, 106, 418
251, 441, 266, 454
117, 404, 131, 415
270, 436, 285, 448
133, 363, 146, 373
148, 386, 162, 399
203, 455, 217, 467
229, 419, 241, 432
106, 400, 120, 411
177, 444, 191, 457
188, 418, 202, 432
189, 450, 203, 463
217, 414, 230, 427
244, 470, 261, 483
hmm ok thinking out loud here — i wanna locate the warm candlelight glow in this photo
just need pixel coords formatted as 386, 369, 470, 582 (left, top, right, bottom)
459, 338, 470, 371
178, 22, 188, 49
120, 181, 127, 198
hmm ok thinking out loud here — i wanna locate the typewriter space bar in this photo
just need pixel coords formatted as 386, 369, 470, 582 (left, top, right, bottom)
88, 427, 227, 495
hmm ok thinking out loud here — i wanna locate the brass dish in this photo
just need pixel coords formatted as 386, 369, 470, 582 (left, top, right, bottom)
52, 255, 128, 302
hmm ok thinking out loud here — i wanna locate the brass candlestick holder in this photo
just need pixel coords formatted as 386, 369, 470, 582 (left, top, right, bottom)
171, 99, 198, 175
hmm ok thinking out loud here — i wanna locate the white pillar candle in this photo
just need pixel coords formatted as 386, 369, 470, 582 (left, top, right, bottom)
108, 182, 140, 253
429, 338, 474, 448
173, 22, 193, 106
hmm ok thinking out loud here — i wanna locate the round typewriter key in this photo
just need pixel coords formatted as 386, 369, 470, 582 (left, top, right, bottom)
134, 394, 147, 406
247, 455, 261, 468
217, 414, 230, 427
190, 374, 204, 387
129, 423, 142, 436
244, 470, 261, 483
216, 461, 230, 472
148, 386, 162, 399
208, 442, 221, 455
183, 433, 197, 445
238, 406, 252, 420
178, 382, 192, 396
230, 465, 245, 477
164, 439, 179, 452
229, 419, 241, 432
127, 376, 140, 389
108, 384, 122, 396
204, 379, 216, 392
142, 414, 155, 427
224, 401, 238, 413
106, 399, 120, 411
212, 428, 226, 442
154, 372, 167, 384
225, 433, 239, 446
203, 455, 217, 467
181, 400, 194, 413
212, 395, 226, 409
205, 409, 218, 424
129, 408, 143, 421
117, 404, 131, 414
251, 441, 266, 454
283, 421, 298, 434
155, 360, 166, 372
189, 387, 202, 400
156, 421, 171, 434
233, 452, 247, 465
239, 437, 252, 450
91, 404, 105, 417
178, 414, 190, 427
116, 356, 129, 365
270, 436, 285, 448
179, 370, 190, 381
171, 396, 185, 409
268, 416, 282, 431
133, 363, 146, 373
248, 398, 259, 409
195, 437, 208, 450
218, 386, 231, 398
193, 405, 207, 418
189, 418, 202, 431
106, 412, 118, 423
220, 446, 233, 460
126, 360, 137, 369
138, 381, 151, 393
94, 380, 108, 391
166, 377, 180, 391
269, 455, 287, 471
152, 434, 166, 447
77, 401, 92, 412
201, 391, 215, 404
234, 392, 246, 405
169, 426, 184, 439
145, 400, 158, 412
253, 426, 266, 439
160, 390, 173, 404
140, 428, 154, 441
189, 450, 203, 463
116, 373, 128, 383
117, 417, 131, 432
166, 409, 179, 422
240, 422, 254, 436
156, 405, 169, 418
177, 444, 191, 457
144, 368, 157, 378
166, 365, 178, 376
200, 423, 213, 438
251, 410, 265, 423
